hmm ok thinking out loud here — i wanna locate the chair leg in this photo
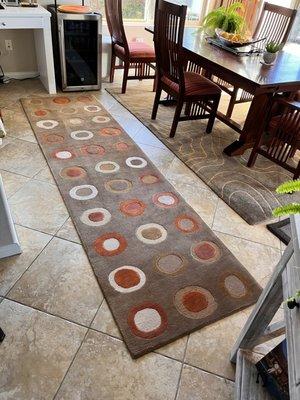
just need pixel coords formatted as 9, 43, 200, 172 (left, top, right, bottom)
170, 98, 184, 138
247, 148, 259, 168
185, 102, 191, 116
226, 87, 238, 119
122, 62, 130, 94
151, 83, 162, 120
206, 96, 220, 134
110, 53, 116, 83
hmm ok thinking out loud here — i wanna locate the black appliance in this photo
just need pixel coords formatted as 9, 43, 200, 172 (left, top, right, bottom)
48, 5, 102, 91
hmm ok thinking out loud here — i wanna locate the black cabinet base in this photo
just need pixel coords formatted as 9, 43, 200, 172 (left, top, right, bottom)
0, 327, 5, 343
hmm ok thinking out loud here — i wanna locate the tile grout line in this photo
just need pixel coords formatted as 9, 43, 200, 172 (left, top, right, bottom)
1, 295, 236, 384
173, 334, 190, 400
3, 235, 54, 297
51, 298, 105, 400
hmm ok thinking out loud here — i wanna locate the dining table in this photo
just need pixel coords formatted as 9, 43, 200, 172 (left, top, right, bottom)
146, 26, 300, 156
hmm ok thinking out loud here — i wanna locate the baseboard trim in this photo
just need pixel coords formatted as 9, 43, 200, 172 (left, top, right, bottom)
5, 71, 39, 80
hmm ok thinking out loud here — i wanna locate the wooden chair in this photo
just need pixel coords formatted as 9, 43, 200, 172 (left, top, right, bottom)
217, 2, 297, 118
151, 0, 221, 138
247, 97, 300, 179
105, 0, 156, 93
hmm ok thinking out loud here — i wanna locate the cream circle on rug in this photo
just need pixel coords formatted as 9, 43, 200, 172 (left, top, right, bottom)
134, 308, 161, 332
69, 184, 98, 200
108, 266, 146, 293
136, 223, 167, 244
84, 105, 101, 113
54, 150, 73, 160
103, 238, 120, 251
70, 130, 94, 141
69, 118, 83, 125
80, 207, 111, 226
95, 161, 120, 174
92, 115, 110, 123
36, 120, 59, 130
126, 157, 148, 169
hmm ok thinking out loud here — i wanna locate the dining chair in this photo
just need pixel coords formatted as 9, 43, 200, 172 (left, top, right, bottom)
247, 96, 300, 179
216, 2, 297, 118
151, 0, 221, 138
105, 0, 156, 93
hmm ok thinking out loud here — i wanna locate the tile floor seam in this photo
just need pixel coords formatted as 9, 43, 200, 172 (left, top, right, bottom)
3, 234, 53, 297
211, 198, 220, 228
1, 296, 94, 331
182, 359, 236, 383
174, 333, 190, 400
52, 328, 90, 400
212, 228, 282, 251
0, 166, 35, 180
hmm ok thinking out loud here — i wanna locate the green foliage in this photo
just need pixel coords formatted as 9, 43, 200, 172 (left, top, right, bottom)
276, 179, 300, 194
265, 41, 283, 53
272, 179, 300, 217
201, 2, 246, 35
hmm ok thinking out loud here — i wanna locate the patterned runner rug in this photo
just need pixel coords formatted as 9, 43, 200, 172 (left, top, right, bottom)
107, 86, 299, 225
21, 94, 261, 358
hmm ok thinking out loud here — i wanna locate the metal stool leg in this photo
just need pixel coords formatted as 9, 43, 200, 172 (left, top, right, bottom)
0, 327, 5, 343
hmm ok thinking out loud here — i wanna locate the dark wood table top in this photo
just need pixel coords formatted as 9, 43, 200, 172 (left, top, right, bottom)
147, 26, 300, 89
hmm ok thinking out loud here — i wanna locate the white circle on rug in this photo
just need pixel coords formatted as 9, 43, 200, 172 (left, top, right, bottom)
103, 238, 120, 251
69, 184, 98, 200
126, 157, 148, 169
108, 266, 146, 293
69, 118, 83, 125
92, 116, 110, 124
36, 120, 59, 130
136, 223, 167, 244
70, 130, 94, 141
84, 105, 101, 113
95, 161, 120, 174
80, 208, 111, 226
134, 308, 161, 332
55, 150, 73, 160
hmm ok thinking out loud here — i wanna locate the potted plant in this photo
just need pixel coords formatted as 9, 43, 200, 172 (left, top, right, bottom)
263, 41, 283, 64
201, 2, 246, 35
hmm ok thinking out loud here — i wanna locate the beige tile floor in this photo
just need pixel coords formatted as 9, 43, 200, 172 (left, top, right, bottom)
0, 77, 283, 400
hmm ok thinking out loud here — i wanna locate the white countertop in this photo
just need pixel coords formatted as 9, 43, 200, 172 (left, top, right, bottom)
0, 4, 50, 17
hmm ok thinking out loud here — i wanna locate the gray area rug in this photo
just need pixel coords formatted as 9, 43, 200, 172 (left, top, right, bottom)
107, 86, 299, 225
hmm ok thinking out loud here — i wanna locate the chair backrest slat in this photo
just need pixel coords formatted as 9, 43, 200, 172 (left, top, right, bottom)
105, 0, 129, 53
254, 2, 297, 44
154, 0, 187, 85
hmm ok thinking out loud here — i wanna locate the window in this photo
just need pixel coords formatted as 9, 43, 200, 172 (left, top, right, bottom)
95, 0, 203, 23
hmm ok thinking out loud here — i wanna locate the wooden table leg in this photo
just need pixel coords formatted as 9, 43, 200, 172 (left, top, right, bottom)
223, 91, 274, 157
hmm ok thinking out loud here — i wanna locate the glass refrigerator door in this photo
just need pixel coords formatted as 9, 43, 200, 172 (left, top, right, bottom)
63, 19, 98, 87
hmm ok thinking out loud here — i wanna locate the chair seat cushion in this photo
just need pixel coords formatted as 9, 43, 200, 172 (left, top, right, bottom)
162, 72, 221, 97
114, 42, 155, 60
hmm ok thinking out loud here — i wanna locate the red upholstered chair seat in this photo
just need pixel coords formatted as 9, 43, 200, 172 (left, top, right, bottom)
161, 72, 221, 98
114, 42, 156, 60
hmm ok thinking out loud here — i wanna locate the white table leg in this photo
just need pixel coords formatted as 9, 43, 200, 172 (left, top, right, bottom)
34, 18, 56, 94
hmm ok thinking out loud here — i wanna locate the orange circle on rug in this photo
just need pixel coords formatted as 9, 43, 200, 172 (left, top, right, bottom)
174, 286, 217, 319
120, 199, 146, 217
191, 241, 221, 263
99, 127, 122, 136
77, 95, 93, 103
175, 215, 200, 233
115, 269, 140, 288
128, 302, 168, 339
34, 109, 48, 117
140, 173, 160, 185
53, 96, 71, 104
115, 142, 130, 152
94, 233, 127, 256
59, 166, 86, 180
81, 144, 105, 156
44, 134, 64, 144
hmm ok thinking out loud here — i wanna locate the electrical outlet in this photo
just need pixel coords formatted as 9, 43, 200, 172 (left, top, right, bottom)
5, 40, 13, 51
